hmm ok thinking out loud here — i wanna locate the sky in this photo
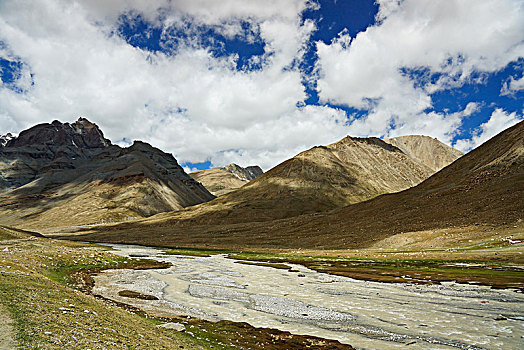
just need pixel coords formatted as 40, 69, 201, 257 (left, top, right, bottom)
0, 0, 523, 172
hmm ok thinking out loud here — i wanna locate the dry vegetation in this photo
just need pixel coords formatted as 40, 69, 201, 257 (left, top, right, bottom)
0, 236, 206, 349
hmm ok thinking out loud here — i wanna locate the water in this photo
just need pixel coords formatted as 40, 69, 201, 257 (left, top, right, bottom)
92, 244, 524, 349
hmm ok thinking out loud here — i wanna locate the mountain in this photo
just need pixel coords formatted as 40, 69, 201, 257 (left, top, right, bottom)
385, 135, 463, 172
190, 164, 263, 196
158, 135, 460, 223
0, 118, 214, 230
63, 133, 468, 246
168, 120, 522, 249
258, 120, 523, 249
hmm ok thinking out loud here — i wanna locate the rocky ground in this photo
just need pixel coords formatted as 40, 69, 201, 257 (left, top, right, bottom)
1, 231, 522, 349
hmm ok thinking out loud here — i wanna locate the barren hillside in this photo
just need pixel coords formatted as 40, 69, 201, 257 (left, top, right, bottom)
190, 164, 263, 196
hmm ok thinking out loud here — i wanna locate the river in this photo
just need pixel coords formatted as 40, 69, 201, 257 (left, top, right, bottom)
92, 244, 524, 349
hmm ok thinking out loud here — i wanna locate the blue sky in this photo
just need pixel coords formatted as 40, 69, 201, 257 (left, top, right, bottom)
0, 0, 523, 171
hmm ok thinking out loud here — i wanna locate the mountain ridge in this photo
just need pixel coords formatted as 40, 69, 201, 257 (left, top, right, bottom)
385, 135, 464, 172
0, 118, 215, 230
57, 132, 467, 245
190, 163, 263, 196
62, 121, 522, 249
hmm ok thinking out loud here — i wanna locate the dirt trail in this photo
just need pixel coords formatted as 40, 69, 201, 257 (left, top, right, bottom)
0, 304, 15, 349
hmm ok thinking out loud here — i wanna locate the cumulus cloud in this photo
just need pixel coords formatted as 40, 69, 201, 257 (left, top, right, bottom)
501, 75, 524, 96
0, 0, 522, 171
0, 0, 326, 170
316, 0, 524, 141
454, 108, 523, 151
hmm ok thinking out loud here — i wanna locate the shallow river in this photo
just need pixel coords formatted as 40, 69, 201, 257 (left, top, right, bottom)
92, 244, 524, 349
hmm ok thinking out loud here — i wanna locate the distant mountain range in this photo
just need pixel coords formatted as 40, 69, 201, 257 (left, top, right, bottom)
8, 116, 514, 253
190, 164, 263, 196
59, 118, 524, 251
0, 118, 214, 230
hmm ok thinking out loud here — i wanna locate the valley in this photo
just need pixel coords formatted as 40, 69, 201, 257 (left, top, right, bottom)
1, 233, 522, 349
0, 119, 522, 349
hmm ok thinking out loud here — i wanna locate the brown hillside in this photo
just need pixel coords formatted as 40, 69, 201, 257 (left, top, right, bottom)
127, 135, 443, 226
59, 133, 471, 246
190, 164, 263, 196
385, 135, 463, 172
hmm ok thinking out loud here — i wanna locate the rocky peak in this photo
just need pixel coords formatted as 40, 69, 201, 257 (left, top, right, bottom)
332, 135, 403, 153
244, 165, 263, 178
0, 133, 14, 147
384, 135, 463, 172
5, 118, 110, 148
221, 163, 263, 181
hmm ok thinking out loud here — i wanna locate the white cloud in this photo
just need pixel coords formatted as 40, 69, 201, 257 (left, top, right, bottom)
0, 0, 326, 170
501, 75, 524, 95
454, 108, 523, 151
81, 0, 315, 25
183, 166, 199, 174
1, 0, 522, 171
316, 0, 524, 140
150, 104, 350, 170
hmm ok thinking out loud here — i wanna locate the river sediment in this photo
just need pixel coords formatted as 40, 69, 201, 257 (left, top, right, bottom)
92, 244, 524, 349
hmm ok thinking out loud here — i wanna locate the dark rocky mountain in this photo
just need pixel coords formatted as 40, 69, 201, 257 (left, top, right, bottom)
223, 164, 263, 181
190, 163, 263, 196
0, 118, 214, 231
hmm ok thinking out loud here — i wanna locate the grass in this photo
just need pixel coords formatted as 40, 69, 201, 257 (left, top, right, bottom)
2, 235, 520, 349
0, 238, 208, 349
162, 247, 228, 257
234, 261, 291, 269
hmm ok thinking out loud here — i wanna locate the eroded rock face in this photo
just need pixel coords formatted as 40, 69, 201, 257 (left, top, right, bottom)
0, 118, 215, 230
384, 135, 463, 172
6, 118, 110, 148
222, 164, 263, 181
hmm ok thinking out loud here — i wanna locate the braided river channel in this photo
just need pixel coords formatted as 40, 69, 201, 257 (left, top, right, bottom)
92, 244, 524, 349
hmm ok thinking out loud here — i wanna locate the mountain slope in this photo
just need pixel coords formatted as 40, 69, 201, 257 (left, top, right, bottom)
63, 133, 467, 245
268, 120, 524, 248
385, 135, 463, 172
0, 118, 214, 230
145, 136, 445, 225
190, 164, 263, 196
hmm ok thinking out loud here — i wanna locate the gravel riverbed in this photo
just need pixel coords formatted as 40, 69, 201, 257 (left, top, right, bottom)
92, 244, 524, 349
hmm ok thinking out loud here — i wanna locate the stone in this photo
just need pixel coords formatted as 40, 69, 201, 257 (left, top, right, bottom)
156, 322, 185, 332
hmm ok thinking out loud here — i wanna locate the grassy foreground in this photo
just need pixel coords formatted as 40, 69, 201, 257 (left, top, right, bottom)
0, 235, 352, 349
1, 230, 521, 349
0, 237, 209, 349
